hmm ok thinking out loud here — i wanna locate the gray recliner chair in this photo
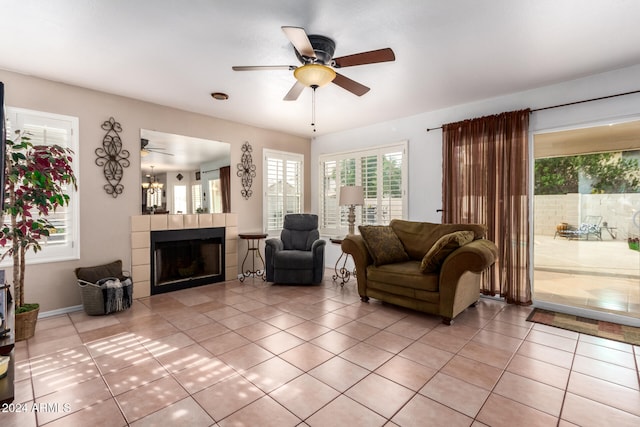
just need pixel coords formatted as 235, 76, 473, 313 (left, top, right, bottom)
265, 214, 326, 284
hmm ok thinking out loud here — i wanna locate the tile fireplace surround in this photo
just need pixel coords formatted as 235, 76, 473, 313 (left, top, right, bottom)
130, 213, 239, 298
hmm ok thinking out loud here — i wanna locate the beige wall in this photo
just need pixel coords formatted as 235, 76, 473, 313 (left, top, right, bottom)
0, 70, 311, 312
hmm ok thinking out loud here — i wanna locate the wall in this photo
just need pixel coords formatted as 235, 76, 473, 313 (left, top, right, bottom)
312, 63, 640, 263
0, 69, 310, 313
535, 193, 640, 239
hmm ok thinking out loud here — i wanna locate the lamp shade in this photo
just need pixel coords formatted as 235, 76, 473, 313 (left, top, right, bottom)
294, 64, 336, 87
339, 185, 364, 206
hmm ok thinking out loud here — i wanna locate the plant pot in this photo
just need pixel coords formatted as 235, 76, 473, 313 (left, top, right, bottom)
15, 306, 39, 341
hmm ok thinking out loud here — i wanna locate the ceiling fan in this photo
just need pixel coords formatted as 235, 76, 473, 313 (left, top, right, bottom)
140, 138, 174, 157
232, 26, 395, 101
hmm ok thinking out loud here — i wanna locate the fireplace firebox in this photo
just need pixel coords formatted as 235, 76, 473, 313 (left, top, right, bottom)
150, 227, 225, 295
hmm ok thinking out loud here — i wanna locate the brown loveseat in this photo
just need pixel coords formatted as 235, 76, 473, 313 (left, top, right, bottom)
341, 219, 498, 324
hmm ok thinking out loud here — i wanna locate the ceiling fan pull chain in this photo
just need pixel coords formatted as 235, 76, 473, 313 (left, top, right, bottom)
311, 86, 317, 132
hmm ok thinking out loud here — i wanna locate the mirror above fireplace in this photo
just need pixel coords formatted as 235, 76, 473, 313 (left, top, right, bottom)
140, 129, 231, 214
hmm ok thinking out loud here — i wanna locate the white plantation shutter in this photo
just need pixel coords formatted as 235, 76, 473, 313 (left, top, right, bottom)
3, 107, 80, 264
191, 183, 203, 212
264, 149, 303, 232
319, 142, 407, 236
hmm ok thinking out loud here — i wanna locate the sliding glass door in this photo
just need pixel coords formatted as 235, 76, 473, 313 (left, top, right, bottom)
533, 120, 640, 321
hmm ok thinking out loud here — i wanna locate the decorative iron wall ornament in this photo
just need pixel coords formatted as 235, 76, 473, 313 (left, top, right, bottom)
95, 117, 130, 198
237, 141, 256, 200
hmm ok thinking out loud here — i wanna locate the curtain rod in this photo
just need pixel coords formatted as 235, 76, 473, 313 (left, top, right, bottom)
425, 89, 640, 132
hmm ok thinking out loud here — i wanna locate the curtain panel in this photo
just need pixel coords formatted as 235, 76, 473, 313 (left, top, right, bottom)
442, 109, 531, 304
220, 165, 231, 213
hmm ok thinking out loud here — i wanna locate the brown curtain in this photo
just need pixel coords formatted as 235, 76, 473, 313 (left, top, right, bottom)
442, 109, 531, 304
220, 166, 231, 213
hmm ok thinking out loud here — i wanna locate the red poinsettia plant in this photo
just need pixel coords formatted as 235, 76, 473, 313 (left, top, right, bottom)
0, 131, 77, 313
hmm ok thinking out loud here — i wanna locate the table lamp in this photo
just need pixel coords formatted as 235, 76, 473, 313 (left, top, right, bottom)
339, 185, 364, 235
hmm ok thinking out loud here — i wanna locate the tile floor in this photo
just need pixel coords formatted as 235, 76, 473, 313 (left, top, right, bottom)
3, 273, 640, 426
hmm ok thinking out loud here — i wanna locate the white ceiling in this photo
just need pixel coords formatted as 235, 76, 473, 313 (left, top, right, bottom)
2, 0, 640, 140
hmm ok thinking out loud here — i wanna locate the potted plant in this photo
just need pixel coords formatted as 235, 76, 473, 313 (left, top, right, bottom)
0, 131, 77, 340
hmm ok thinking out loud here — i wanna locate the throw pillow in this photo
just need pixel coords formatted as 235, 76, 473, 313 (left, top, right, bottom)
420, 231, 474, 273
359, 225, 409, 266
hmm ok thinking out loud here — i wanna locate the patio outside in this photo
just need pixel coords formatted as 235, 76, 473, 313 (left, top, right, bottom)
533, 233, 640, 319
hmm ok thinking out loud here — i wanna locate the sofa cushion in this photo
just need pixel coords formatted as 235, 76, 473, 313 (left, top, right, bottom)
359, 225, 410, 266
390, 219, 487, 259
367, 261, 439, 293
420, 231, 475, 273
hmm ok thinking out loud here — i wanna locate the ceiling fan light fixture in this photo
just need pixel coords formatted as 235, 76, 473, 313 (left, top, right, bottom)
294, 64, 336, 87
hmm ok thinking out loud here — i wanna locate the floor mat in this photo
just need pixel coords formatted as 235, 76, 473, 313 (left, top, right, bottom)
527, 308, 640, 346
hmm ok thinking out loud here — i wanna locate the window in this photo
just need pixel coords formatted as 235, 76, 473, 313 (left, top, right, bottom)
264, 149, 303, 232
209, 179, 222, 213
319, 142, 407, 236
3, 107, 80, 264
146, 189, 162, 210
191, 183, 203, 212
173, 185, 187, 214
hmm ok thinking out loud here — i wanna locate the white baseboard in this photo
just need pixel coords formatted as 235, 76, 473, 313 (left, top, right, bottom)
38, 305, 83, 318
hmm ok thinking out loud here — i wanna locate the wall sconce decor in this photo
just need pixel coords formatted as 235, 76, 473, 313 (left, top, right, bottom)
95, 117, 130, 198
237, 141, 256, 200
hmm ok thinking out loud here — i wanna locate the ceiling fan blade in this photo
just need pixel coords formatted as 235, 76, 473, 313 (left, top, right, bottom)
332, 73, 370, 96
333, 48, 395, 68
281, 26, 316, 59
283, 81, 305, 101
232, 65, 296, 71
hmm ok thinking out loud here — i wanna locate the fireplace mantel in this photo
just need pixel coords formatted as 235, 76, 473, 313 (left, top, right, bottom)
130, 213, 238, 298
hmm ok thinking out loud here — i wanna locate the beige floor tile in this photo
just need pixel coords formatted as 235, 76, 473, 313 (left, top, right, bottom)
494, 371, 565, 417
310, 330, 359, 354
42, 398, 127, 427
476, 393, 558, 427
217, 342, 274, 371
103, 357, 169, 395
336, 320, 381, 341
33, 376, 112, 424
308, 356, 369, 392
154, 343, 215, 373
364, 329, 413, 353
561, 392, 640, 427
270, 373, 340, 419
255, 330, 305, 354
516, 341, 575, 369
391, 393, 473, 427
183, 321, 230, 342
130, 397, 214, 426
286, 320, 331, 341
193, 373, 265, 421
306, 394, 386, 427
575, 341, 637, 369
241, 357, 303, 393
398, 341, 455, 370
234, 320, 280, 341
345, 373, 414, 418
116, 376, 189, 423
571, 354, 639, 390
374, 355, 438, 391
199, 331, 250, 355
173, 356, 236, 394
420, 372, 490, 418
440, 355, 503, 390
458, 340, 514, 369
218, 395, 301, 426
418, 329, 470, 353
339, 341, 394, 371
31, 359, 102, 398
506, 354, 571, 390
279, 342, 334, 371
567, 371, 640, 416
526, 329, 578, 353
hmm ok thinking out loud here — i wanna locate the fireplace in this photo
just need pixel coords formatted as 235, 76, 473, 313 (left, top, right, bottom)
150, 227, 225, 295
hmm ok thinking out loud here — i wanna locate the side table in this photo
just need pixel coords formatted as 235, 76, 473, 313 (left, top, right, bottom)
330, 237, 356, 287
239, 233, 268, 282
